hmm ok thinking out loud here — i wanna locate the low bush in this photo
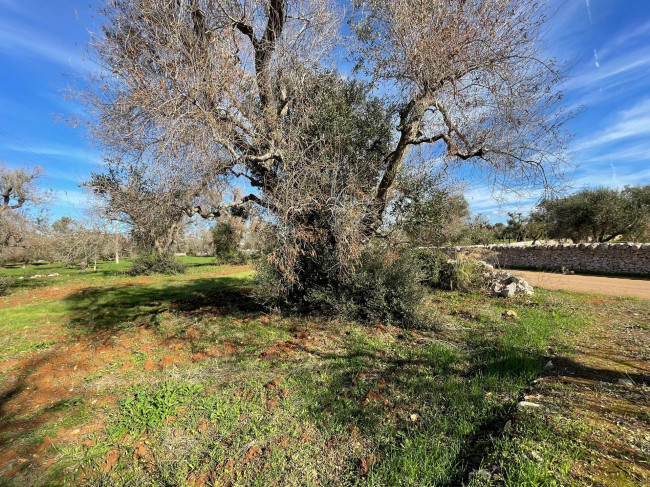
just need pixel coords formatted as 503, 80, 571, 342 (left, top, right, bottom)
214, 250, 250, 265
129, 251, 187, 276
438, 258, 488, 293
255, 244, 425, 327
414, 249, 487, 293
341, 246, 425, 326
412, 249, 448, 286
0, 275, 12, 296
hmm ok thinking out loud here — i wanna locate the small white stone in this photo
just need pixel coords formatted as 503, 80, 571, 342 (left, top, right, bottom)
518, 401, 542, 409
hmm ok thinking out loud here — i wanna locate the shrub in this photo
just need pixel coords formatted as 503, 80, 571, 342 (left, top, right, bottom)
129, 251, 186, 276
214, 250, 250, 266
255, 244, 425, 327
340, 247, 425, 327
0, 276, 12, 296
412, 249, 448, 287
438, 258, 487, 293
414, 249, 488, 293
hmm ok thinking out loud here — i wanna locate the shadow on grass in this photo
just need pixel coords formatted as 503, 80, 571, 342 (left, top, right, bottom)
285, 337, 553, 485
5, 272, 639, 485
62, 274, 261, 334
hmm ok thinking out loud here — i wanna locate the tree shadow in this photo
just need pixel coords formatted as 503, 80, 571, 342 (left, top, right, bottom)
62, 275, 262, 334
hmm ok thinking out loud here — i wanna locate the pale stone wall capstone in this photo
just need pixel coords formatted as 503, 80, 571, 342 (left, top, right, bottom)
440, 243, 650, 276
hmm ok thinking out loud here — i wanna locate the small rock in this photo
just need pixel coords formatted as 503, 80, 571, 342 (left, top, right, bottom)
518, 401, 542, 409
499, 283, 518, 298
503, 420, 513, 433
545, 360, 553, 368
617, 378, 634, 386
502, 310, 518, 319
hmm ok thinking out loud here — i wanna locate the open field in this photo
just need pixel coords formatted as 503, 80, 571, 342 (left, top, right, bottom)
0, 258, 648, 486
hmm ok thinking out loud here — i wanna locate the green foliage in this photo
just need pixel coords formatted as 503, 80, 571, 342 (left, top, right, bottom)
412, 248, 448, 287
465, 214, 497, 245
391, 174, 470, 246
438, 259, 487, 293
0, 275, 12, 296
413, 250, 487, 293
211, 222, 241, 255
112, 380, 202, 435
256, 244, 425, 327
534, 185, 650, 242
340, 246, 425, 327
129, 251, 186, 276
214, 249, 250, 265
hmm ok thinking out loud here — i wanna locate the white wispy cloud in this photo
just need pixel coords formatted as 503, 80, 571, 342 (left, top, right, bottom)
0, 18, 86, 70
598, 19, 650, 60
576, 98, 650, 150
2, 142, 102, 166
465, 186, 543, 221
572, 164, 650, 189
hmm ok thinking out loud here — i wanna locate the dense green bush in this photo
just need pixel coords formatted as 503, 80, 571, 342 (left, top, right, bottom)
0, 275, 12, 296
255, 244, 425, 327
212, 222, 242, 255
414, 249, 487, 293
341, 247, 425, 326
214, 249, 250, 265
412, 249, 448, 287
129, 251, 187, 276
438, 258, 487, 293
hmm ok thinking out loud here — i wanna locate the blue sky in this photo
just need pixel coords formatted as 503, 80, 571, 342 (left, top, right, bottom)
1, 0, 649, 223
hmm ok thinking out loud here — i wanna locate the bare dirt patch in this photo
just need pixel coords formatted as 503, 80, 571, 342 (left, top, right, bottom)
508, 270, 650, 299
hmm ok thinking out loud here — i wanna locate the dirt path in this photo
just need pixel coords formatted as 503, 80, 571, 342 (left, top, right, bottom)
508, 270, 650, 299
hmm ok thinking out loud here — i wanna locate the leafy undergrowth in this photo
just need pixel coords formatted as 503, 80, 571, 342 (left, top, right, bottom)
0, 259, 647, 486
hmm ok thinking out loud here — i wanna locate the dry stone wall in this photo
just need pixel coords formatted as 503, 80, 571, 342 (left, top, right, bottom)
444, 243, 650, 276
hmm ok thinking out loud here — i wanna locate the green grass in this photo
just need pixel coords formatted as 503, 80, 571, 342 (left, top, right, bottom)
0, 258, 602, 486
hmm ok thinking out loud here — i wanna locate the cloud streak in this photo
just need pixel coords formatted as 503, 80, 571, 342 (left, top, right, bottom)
576, 98, 650, 150
0, 18, 86, 70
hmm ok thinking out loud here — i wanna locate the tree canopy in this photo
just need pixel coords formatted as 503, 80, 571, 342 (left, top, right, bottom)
534, 186, 650, 243
80, 0, 571, 292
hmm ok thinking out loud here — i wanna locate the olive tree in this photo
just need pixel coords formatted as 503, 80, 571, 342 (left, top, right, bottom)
80, 0, 570, 293
1, 164, 44, 214
534, 185, 650, 243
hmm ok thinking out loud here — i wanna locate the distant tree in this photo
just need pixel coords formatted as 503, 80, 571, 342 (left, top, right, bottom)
534, 185, 650, 243
0, 164, 44, 214
50, 216, 114, 269
86, 164, 221, 255
212, 222, 242, 255
52, 217, 75, 234
524, 212, 547, 244
0, 164, 50, 265
465, 214, 495, 246
504, 212, 526, 242
493, 222, 506, 241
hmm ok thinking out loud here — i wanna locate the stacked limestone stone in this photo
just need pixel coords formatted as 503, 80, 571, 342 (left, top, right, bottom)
441, 243, 650, 276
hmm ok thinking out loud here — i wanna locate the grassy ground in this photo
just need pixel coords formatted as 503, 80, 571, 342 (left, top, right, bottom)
0, 258, 648, 486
